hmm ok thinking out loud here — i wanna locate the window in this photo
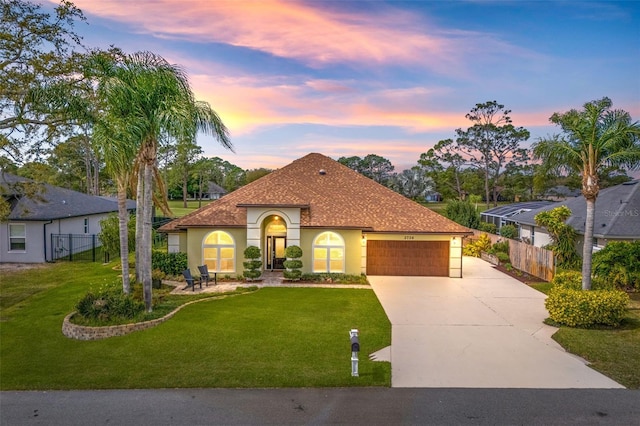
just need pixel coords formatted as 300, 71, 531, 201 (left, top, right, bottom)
203, 231, 235, 273
9, 224, 26, 251
313, 231, 344, 273
84, 218, 89, 234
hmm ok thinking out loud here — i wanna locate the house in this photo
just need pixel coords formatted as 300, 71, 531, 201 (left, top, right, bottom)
480, 201, 554, 234
159, 153, 472, 278
0, 173, 135, 263
542, 185, 581, 201
511, 180, 640, 250
205, 182, 226, 200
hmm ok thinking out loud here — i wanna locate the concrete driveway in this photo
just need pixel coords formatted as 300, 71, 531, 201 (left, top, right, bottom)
369, 256, 623, 388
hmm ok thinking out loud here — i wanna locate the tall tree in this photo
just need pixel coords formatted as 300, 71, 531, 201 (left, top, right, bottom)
338, 154, 394, 185
91, 51, 232, 310
419, 139, 468, 200
457, 101, 530, 207
533, 97, 640, 290
389, 167, 434, 200
1, 0, 87, 167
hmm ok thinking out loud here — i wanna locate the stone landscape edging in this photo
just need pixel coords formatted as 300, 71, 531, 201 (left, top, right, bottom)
62, 294, 232, 341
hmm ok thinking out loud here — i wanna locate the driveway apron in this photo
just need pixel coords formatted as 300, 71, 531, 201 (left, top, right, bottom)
369, 256, 623, 388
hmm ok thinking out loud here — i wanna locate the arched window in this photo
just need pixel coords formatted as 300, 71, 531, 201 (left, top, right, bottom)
203, 231, 235, 273
313, 231, 344, 273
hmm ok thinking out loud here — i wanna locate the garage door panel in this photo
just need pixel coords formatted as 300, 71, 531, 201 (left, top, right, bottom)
367, 240, 449, 276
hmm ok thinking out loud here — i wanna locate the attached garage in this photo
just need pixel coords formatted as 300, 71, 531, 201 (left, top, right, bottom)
366, 240, 450, 276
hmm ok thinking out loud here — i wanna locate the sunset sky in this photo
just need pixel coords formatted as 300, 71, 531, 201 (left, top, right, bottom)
49, 0, 640, 171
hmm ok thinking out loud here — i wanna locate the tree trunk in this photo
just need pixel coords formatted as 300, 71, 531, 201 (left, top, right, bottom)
142, 162, 154, 311
116, 178, 130, 294
484, 166, 490, 208
581, 197, 596, 290
182, 171, 188, 208
135, 169, 144, 282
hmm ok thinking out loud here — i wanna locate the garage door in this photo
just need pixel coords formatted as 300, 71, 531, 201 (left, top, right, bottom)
366, 240, 449, 276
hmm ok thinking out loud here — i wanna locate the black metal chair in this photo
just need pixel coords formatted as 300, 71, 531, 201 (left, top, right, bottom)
182, 269, 202, 291
198, 265, 218, 286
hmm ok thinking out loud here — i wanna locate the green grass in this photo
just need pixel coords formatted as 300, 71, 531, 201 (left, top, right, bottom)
166, 200, 211, 217
0, 262, 390, 390
529, 282, 640, 388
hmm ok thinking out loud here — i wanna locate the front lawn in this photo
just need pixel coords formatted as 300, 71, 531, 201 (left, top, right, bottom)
530, 283, 640, 388
0, 262, 391, 390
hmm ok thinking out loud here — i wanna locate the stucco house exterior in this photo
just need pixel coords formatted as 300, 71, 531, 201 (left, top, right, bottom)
1, 173, 135, 263
159, 153, 472, 278
511, 180, 640, 251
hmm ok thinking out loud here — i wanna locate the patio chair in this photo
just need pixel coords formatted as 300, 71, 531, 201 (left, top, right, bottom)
182, 269, 202, 291
197, 265, 214, 286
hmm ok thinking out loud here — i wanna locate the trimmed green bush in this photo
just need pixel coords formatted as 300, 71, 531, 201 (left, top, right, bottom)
478, 222, 497, 234
495, 252, 510, 263
545, 287, 629, 327
283, 245, 303, 281
499, 224, 518, 239
551, 270, 613, 291
243, 246, 263, 281
151, 251, 188, 276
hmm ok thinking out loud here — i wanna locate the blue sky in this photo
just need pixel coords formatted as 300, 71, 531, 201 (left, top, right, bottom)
52, 0, 640, 171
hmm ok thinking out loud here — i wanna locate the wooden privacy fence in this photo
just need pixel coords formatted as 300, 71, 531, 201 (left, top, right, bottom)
468, 231, 555, 282
507, 239, 555, 282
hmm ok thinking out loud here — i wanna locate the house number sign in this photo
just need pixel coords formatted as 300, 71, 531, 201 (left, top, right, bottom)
404, 235, 415, 240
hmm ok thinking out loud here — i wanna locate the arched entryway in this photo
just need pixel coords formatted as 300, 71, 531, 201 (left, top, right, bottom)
264, 215, 287, 270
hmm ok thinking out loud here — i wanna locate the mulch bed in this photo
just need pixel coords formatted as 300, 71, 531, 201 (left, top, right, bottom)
493, 263, 545, 285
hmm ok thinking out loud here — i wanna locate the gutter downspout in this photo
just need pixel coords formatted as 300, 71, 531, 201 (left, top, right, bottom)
43, 220, 53, 262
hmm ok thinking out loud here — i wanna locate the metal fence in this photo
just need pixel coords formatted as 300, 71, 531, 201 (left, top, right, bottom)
51, 234, 101, 262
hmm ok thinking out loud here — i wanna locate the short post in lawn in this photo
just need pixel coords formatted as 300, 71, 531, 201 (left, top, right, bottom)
350, 329, 360, 377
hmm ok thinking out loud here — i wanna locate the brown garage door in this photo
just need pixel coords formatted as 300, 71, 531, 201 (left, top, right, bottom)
366, 240, 449, 276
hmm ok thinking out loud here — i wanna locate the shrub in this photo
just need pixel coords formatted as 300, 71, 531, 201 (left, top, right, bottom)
489, 240, 509, 255
152, 251, 188, 276
478, 222, 497, 234
545, 287, 629, 327
283, 245, 303, 280
495, 252, 510, 264
499, 224, 518, 239
445, 200, 480, 229
592, 241, 640, 291
462, 233, 492, 257
534, 206, 581, 269
75, 284, 145, 322
552, 270, 613, 291
243, 246, 263, 281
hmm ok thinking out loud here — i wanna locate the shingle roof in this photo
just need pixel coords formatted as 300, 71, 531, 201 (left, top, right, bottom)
1, 173, 136, 221
160, 153, 471, 234
511, 180, 640, 239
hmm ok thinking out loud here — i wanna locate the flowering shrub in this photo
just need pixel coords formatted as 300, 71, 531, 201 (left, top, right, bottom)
462, 233, 492, 257
76, 283, 145, 322
545, 287, 629, 327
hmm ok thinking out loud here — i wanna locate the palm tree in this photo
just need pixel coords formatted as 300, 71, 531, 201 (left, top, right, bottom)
93, 51, 232, 310
533, 97, 640, 290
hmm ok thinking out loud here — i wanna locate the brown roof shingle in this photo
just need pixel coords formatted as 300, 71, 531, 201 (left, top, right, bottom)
160, 153, 471, 234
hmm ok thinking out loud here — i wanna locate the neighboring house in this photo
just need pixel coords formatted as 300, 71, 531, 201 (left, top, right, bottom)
159, 153, 472, 278
0, 173, 136, 263
205, 182, 226, 200
542, 185, 581, 201
480, 201, 554, 234
511, 180, 640, 250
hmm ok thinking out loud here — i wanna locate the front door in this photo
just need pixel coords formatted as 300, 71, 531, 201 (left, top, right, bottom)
267, 236, 286, 270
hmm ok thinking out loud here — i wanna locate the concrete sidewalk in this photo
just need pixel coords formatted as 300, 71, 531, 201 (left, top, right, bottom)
369, 256, 624, 388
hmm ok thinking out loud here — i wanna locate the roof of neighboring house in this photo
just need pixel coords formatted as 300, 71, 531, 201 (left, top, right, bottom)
511, 180, 640, 239
207, 182, 226, 194
481, 201, 554, 219
160, 153, 471, 235
1, 173, 136, 221
543, 185, 581, 200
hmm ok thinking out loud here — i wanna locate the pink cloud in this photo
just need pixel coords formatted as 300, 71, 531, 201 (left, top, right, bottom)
62, 0, 524, 74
